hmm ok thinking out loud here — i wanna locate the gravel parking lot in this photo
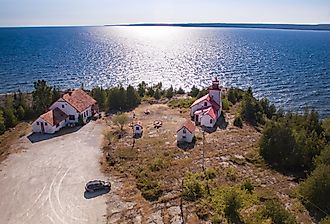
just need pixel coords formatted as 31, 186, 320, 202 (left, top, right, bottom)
0, 121, 107, 224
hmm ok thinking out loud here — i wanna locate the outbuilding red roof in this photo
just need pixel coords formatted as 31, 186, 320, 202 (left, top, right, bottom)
178, 119, 196, 133
62, 89, 97, 113
40, 108, 68, 126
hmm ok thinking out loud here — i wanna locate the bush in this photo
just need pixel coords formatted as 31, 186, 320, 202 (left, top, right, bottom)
168, 98, 196, 108
149, 157, 168, 172
262, 200, 296, 224
322, 117, 330, 141
0, 110, 5, 134
112, 113, 129, 130
241, 179, 254, 193
233, 117, 243, 128
315, 145, 330, 166
205, 167, 217, 180
222, 97, 230, 111
224, 189, 243, 223
182, 172, 204, 201
227, 88, 245, 104
136, 172, 163, 201
299, 164, 330, 217
320, 216, 330, 224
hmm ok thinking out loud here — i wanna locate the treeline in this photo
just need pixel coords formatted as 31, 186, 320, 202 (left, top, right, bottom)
91, 81, 189, 112
0, 80, 61, 135
228, 87, 330, 220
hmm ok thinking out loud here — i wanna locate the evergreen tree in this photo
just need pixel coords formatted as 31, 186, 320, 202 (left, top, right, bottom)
32, 80, 52, 115
138, 81, 147, 97
126, 85, 140, 109
91, 87, 107, 111
0, 110, 5, 134
52, 86, 61, 104
154, 88, 161, 100
189, 85, 200, 97
165, 85, 174, 99
176, 87, 185, 94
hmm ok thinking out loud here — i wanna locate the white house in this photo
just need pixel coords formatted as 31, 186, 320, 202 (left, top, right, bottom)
190, 78, 222, 128
177, 119, 196, 143
133, 121, 143, 137
31, 108, 69, 134
32, 89, 98, 134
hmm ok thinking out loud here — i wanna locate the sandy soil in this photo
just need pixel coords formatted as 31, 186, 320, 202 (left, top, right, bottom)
0, 121, 108, 224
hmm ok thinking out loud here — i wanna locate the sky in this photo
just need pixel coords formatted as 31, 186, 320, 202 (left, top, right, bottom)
1, 0, 330, 27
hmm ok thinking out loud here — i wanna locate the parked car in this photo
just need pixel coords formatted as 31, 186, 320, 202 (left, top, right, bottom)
85, 180, 111, 192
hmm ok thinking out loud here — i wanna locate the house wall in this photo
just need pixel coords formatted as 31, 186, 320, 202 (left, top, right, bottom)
177, 127, 194, 143
200, 114, 215, 128
190, 99, 212, 116
81, 106, 92, 123
32, 118, 67, 134
49, 99, 79, 123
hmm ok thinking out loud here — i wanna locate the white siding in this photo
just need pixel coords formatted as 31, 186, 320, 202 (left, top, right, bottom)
209, 89, 221, 107
200, 114, 215, 128
49, 99, 79, 123
177, 127, 194, 143
190, 99, 212, 116
32, 118, 67, 134
133, 125, 143, 135
80, 106, 92, 123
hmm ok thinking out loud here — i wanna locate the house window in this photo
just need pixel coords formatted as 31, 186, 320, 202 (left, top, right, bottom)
210, 119, 213, 124
183, 136, 186, 139
204, 102, 207, 107
183, 129, 186, 134
69, 115, 75, 120
36, 122, 39, 125
45, 123, 48, 126
136, 126, 140, 131
62, 105, 65, 108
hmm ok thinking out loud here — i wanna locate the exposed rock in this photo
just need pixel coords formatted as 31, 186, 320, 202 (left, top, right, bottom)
168, 206, 183, 224
148, 210, 164, 224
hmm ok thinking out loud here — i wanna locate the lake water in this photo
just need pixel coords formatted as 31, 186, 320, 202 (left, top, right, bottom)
0, 26, 330, 117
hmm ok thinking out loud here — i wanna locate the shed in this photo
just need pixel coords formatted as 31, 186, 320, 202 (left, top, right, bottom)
133, 121, 143, 136
177, 119, 196, 143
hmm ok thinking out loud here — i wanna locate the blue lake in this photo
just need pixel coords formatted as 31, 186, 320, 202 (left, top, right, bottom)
0, 26, 329, 117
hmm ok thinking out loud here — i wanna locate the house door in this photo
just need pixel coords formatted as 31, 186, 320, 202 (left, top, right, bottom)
41, 122, 45, 133
195, 115, 199, 123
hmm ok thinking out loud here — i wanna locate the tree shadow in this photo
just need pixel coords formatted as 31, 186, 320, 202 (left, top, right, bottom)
84, 186, 111, 199
27, 125, 82, 143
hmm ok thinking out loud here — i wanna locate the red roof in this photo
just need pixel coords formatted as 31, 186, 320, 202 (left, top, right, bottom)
178, 119, 196, 133
205, 107, 217, 120
190, 94, 220, 110
40, 108, 68, 126
62, 89, 96, 113
190, 94, 210, 107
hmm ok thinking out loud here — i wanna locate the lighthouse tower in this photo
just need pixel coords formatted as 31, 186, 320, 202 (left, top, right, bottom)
209, 77, 221, 106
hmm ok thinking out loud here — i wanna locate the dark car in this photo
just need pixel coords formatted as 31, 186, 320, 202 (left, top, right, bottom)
85, 180, 111, 192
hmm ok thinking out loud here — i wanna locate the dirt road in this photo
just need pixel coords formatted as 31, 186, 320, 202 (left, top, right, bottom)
0, 121, 107, 224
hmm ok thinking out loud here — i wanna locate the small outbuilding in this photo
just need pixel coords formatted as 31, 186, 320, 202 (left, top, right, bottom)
177, 119, 196, 143
133, 121, 143, 137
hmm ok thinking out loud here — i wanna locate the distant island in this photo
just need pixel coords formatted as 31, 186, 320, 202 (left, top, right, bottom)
107, 23, 330, 31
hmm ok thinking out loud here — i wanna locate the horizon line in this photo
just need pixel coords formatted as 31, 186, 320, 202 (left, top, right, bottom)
1, 22, 330, 29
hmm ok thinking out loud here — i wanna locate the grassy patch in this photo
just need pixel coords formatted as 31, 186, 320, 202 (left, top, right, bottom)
168, 98, 196, 108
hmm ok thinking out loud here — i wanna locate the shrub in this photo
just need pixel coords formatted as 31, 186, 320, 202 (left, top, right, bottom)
262, 200, 296, 224
320, 216, 330, 224
299, 164, 330, 217
241, 179, 254, 193
149, 157, 168, 172
224, 167, 238, 181
205, 167, 217, 180
222, 97, 230, 111
112, 113, 129, 130
227, 88, 245, 104
322, 116, 330, 141
136, 171, 163, 201
315, 145, 330, 166
168, 98, 195, 108
233, 117, 243, 128
0, 110, 5, 134
224, 189, 243, 223
182, 172, 204, 201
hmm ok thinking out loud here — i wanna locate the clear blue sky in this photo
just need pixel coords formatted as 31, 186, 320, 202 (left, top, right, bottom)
1, 0, 330, 27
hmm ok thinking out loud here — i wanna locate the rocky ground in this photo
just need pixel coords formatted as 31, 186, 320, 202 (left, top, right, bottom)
101, 103, 313, 224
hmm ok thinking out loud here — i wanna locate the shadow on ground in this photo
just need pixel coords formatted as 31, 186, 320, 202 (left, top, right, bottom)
84, 187, 111, 199
27, 126, 82, 143
177, 138, 196, 150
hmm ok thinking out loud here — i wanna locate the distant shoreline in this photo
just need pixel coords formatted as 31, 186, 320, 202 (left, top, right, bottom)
107, 23, 330, 31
